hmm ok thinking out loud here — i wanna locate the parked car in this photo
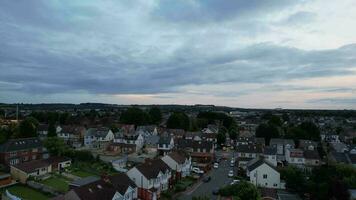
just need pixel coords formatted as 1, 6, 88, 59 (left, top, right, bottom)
192, 167, 204, 174
230, 160, 235, 167
228, 170, 234, 177
230, 179, 240, 185
203, 176, 211, 182
212, 188, 219, 195
213, 163, 219, 169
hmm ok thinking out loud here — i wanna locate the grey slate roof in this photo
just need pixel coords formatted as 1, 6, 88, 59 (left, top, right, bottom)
136, 159, 171, 179
158, 135, 172, 145
236, 144, 263, 154
247, 157, 277, 172
264, 146, 277, 155
86, 127, 110, 138
0, 137, 43, 152
270, 138, 295, 146
303, 150, 320, 160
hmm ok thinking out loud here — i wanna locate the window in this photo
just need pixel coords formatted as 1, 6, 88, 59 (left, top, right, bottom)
273, 183, 278, 187
263, 174, 267, 179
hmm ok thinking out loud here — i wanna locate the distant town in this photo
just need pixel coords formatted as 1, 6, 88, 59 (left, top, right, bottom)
0, 103, 355, 200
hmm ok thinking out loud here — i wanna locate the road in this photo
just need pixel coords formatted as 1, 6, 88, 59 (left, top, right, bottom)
179, 150, 234, 200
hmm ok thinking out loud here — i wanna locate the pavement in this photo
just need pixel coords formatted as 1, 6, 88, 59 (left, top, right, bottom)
178, 150, 234, 200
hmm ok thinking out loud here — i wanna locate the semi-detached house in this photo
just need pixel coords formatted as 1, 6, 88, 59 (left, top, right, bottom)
126, 159, 172, 200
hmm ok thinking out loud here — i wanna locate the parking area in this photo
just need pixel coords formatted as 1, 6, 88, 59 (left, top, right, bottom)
179, 150, 235, 200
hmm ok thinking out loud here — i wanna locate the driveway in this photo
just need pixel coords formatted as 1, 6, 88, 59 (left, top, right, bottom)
179, 150, 234, 200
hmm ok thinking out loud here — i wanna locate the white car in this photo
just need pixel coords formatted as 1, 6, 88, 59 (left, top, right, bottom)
213, 163, 219, 169
192, 167, 204, 174
230, 179, 240, 185
228, 170, 234, 177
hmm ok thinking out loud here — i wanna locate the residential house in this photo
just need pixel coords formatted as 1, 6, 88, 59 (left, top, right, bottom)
270, 139, 295, 162
236, 144, 263, 168
263, 146, 277, 167
246, 158, 281, 189
145, 135, 160, 153
202, 124, 219, 134
161, 152, 191, 181
304, 150, 321, 168
57, 125, 86, 148
175, 139, 214, 171
286, 149, 305, 168
157, 135, 174, 155
10, 157, 71, 183
107, 143, 136, 155
57, 173, 137, 200
298, 140, 318, 151
0, 137, 49, 167
127, 159, 172, 200
37, 124, 49, 138
185, 132, 202, 141
330, 142, 349, 153
114, 131, 144, 152
84, 127, 115, 149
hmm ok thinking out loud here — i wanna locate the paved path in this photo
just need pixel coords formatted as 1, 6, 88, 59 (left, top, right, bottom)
178, 151, 233, 200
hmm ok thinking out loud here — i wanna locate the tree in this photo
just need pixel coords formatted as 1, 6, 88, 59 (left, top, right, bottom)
43, 137, 70, 156
256, 123, 279, 145
149, 107, 162, 124
299, 121, 320, 140
219, 181, 260, 199
166, 112, 190, 130
280, 166, 306, 193
217, 132, 226, 145
120, 107, 150, 126
268, 115, 282, 126
47, 120, 57, 137
16, 117, 39, 138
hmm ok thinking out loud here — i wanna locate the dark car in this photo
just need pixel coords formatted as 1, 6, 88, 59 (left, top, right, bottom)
212, 188, 219, 195
202, 176, 211, 182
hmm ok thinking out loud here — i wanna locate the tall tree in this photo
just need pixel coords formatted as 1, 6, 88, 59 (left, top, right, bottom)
47, 120, 57, 137
166, 112, 190, 130
149, 107, 162, 124
256, 123, 279, 145
120, 107, 150, 126
16, 117, 39, 138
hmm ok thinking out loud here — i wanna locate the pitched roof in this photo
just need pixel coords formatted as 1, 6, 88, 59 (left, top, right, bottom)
158, 135, 172, 145
72, 180, 117, 200
86, 127, 111, 138
12, 156, 70, 173
0, 137, 43, 152
247, 157, 278, 172
108, 173, 136, 195
264, 146, 277, 155
270, 138, 295, 146
12, 159, 51, 173
167, 152, 187, 164
236, 144, 263, 154
136, 159, 171, 179
303, 150, 320, 160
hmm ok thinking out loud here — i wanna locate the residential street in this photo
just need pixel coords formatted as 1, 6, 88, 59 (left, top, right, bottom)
179, 150, 234, 200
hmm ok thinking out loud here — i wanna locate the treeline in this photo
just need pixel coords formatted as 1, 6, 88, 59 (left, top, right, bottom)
119, 107, 162, 126
256, 114, 321, 145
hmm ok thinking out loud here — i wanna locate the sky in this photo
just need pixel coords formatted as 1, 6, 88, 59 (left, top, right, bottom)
1, 0, 356, 109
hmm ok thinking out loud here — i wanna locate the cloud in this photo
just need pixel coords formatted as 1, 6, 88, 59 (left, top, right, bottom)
1, 0, 356, 108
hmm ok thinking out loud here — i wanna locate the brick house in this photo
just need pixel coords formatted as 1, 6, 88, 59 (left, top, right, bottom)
0, 137, 49, 167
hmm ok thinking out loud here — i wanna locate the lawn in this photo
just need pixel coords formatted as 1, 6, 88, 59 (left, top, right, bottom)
6, 185, 52, 200
39, 176, 70, 192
